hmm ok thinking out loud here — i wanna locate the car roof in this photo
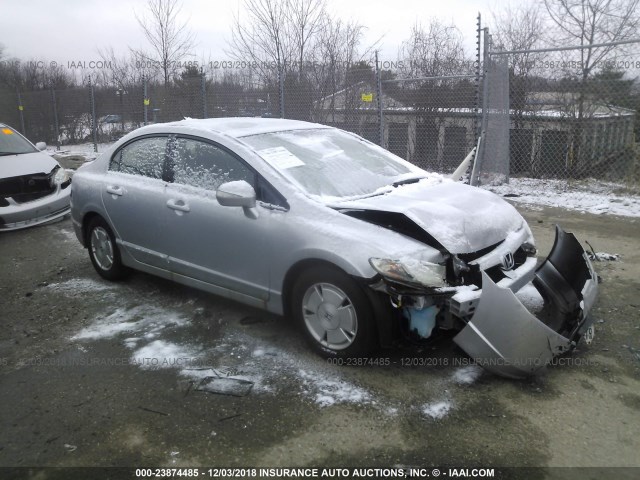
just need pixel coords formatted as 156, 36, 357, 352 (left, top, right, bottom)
148, 117, 331, 139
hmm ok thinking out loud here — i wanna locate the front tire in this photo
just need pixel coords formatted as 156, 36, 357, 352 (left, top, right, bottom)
291, 266, 377, 358
87, 216, 129, 281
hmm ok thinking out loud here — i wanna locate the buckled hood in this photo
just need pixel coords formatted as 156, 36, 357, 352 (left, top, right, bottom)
333, 180, 524, 254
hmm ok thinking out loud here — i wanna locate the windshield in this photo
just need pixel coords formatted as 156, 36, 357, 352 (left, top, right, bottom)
0, 126, 37, 156
241, 128, 426, 200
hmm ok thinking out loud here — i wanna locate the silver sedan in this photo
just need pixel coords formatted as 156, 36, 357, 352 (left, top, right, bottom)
70, 118, 598, 378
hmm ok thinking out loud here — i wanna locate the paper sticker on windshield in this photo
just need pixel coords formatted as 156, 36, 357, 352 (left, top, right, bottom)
258, 146, 305, 169
2, 128, 14, 135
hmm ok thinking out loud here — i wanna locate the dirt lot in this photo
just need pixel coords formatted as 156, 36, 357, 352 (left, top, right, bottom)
0, 204, 639, 478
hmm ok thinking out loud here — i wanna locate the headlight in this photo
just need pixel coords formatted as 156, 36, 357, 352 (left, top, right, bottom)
53, 166, 70, 186
369, 257, 446, 287
452, 255, 470, 277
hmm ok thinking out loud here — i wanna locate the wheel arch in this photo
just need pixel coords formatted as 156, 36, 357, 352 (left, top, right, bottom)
281, 258, 394, 348
81, 211, 104, 246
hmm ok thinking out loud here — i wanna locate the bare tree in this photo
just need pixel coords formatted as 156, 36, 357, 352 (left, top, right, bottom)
397, 20, 470, 78
134, 0, 196, 87
227, 0, 334, 82
490, 2, 546, 138
491, 3, 544, 77
309, 15, 372, 123
542, 0, 640, 176
543, 0, 640, 80
98, 47, 157, 88
228, 0, 293, 81
287, 0, 326, 78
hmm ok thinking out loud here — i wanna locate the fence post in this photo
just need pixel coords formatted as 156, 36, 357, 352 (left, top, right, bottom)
143, 76, 149, 126
201, 68, 208, 119
17, 91, 26, 135
375, 50, 384, 148
50, 86, 60, 150
474, 13, 482, 146
88, 76, 98, 153
278, 66, 285, 119
471, 28, 490, 187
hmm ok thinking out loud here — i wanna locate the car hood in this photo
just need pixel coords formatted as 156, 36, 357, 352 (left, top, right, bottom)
1, 151, 59, 178
332, 179, 524, 254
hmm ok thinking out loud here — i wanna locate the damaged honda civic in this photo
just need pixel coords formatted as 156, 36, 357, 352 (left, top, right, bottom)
70, 118, 598, 378
0, 123, 71, 231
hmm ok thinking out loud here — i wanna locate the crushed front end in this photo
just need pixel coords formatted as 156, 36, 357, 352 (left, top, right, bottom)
0, 166, 71, 231
370, 225, 598, 379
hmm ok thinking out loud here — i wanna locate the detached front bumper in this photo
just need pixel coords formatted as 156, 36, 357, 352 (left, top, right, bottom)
453, 226, 598, 379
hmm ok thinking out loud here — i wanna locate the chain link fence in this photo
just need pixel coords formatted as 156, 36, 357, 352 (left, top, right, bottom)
487, 37, 640, 204
1, 28, 638, 207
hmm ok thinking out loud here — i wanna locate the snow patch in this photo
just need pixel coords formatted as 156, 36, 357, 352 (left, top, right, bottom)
131, 340, 201, 369
483, 177, 640, 218
298, 369, 372, 407
451, 365, 483, 385
48, 278, 115, 295
72, 305, 189, 341
515, 283, 545, 313
422, 400, 453, 419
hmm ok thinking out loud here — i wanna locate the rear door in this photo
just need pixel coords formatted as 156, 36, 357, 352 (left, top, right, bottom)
101, 135, 171, 268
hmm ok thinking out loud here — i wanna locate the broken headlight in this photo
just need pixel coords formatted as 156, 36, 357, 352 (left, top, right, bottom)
452, 255, 470, 277
52, 166, 71, 188
369, 257, 446, 288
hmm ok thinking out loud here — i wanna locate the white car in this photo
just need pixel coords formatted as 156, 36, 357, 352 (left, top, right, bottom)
0, 124, 71, 231
70, 118, 598, 378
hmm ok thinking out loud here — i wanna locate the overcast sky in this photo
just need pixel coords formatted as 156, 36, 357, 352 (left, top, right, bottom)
0, 0, 506, 64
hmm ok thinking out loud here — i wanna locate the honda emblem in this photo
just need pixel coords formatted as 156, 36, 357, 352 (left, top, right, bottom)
501, 252, 515, 270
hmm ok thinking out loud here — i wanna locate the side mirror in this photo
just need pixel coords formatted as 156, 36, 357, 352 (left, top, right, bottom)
216, 180, 259, 219
35, 142, 47, 151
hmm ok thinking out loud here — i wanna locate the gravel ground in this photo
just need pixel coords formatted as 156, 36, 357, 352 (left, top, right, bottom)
0, 205, 639, 478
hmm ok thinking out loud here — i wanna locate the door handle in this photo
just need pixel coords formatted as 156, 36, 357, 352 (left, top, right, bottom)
166, 199, 190, 213
106, 185, 123, 196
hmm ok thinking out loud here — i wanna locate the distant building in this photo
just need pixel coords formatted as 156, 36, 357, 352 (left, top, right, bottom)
313, 82, 636, 179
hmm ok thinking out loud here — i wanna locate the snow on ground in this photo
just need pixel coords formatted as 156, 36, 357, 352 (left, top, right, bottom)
47, 278, 115, 296
515, 282, 545, 313
297, 368, 372, 407
68, 298, 494, 417
132, 340, 202, 370
72, 305, 190, 341
483, 177, 640, 217
422, 400, 453, 420
47, 142, 111, 161
70, 304, 380, 407
451, 365, 484, 385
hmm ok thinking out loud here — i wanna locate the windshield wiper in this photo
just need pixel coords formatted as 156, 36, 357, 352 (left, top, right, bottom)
392, 177, 424, 187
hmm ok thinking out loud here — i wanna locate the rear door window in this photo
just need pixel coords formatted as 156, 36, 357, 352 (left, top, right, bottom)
110, 136, 168, 179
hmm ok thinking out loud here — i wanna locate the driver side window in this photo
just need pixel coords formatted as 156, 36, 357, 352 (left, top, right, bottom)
170, 138, 254, 190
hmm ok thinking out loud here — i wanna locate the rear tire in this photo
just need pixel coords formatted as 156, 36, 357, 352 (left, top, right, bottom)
87, 216, 129, 281
291, 265, 377, 358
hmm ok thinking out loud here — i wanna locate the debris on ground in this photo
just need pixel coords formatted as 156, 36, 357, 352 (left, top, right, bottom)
585, 241, 620, 261
587, 252, 621, 261
193, 370, 254, 397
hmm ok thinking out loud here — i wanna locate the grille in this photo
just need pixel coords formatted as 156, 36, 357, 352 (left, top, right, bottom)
0, 171, 56, 203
